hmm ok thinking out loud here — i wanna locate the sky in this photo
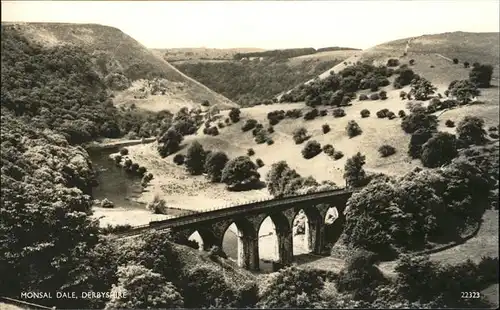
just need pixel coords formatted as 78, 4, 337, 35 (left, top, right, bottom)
1, 1, 499, 50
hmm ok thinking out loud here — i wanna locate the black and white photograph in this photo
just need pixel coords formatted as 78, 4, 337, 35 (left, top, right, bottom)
1, 0, 499, 309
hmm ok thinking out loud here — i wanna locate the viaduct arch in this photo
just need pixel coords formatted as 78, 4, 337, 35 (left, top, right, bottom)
118, 188, 354, 271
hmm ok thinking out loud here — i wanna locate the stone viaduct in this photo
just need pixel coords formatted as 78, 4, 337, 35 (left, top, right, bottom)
117, 188, 355, 271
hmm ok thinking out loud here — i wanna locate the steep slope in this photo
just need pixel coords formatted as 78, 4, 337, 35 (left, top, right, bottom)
306, 31, 500, 89
2, 22, 237, 112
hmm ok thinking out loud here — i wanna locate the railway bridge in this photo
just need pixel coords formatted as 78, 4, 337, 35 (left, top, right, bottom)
116, 188, 356, 271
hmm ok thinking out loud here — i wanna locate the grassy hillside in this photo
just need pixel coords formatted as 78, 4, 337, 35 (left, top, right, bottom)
121, 31, 499, 217
172, 57, 351, 107
309, 31, 500, 89
2, 22, 237, 113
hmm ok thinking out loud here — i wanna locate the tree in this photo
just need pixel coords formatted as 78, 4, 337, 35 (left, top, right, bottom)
302, 140, 322, 159
257, 267, 325, 308
105, 264, 183, 309
157, 128, 183, 157
401, 110, 438, 134
394, 67, 416, 87
336, 250, 388, 301
379, 90, 387, 100
420, 132, 458, 168
221, 156, 260, 190
343, 152, 367, 187
453, 58, 459, 64
182, 266, 236, 308
463, 62, 470, 68
346, 120, 362, 138
229, 107, 241, 123
408, 128, 434, 159
322, 124, 330, 133
469, 64, 493, 88
409, 77, 437, 100
185, 141, 206, 175
360, 109, 370, 118
448, 79, 480, 104
293, 127, 308, 144
456, 116, 487, 145
266, 161, 312, 197
204, 151, 229, 182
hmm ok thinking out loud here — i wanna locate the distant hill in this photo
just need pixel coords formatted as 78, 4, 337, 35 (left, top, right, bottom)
1, 22, 237, 113
296, 31, 500, 93
154, 47, 266, 62
167, 46, 359, 107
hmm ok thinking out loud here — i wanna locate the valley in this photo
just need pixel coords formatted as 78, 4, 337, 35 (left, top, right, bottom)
1, 1, 499, 308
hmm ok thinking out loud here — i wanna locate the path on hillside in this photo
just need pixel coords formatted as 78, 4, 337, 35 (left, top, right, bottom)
150, 50, 237, 109
435, 53, 453, 62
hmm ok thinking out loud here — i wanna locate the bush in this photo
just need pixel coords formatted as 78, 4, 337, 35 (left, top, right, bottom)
320, 109, 328, 116
421, 132, 458, 168
360, 109, 370, 118
217, 122, 225, 129
409, 59, 415, 65
100, 198, 114, 208
489, 133, 499, 139
201, 100, 210, 107
173, 154, 185, 165
387, 111, 396, 120
266, 138, 274, 145
453, 58, 459, 64
379, 90, 387, 100
304, 109, 319, 120
346, 120, 362, 138
464, 62, 470, 68
203, 126, 219, 136
322, 124, 331, 134
256, 158, 264, 167
267, 126, 274, 133
398, 110, 406, 118
359, 94, 369, 101
332, 108, 346, 118
293, 127, 309, 144
302, 140, 322, 159
376, 109, 389, 118
114, 154, 122, 165
147, 195, 169, 214
247, 148, 255, 156
241, 119, 258, 132
445, 120, 455, 128
387, 59, 400, 67
322, 144, 335, 156
369, 93, 380, 100
378, 145, 396, 157
137, 166, 147, 176
399, 91, 407, 100
333, 151, 344, 160
229, 107, 241, 123
119, 148, 129, 156
488, 126, 498, 132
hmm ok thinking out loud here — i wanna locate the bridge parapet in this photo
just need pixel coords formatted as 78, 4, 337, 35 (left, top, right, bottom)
114, 187, 356, 239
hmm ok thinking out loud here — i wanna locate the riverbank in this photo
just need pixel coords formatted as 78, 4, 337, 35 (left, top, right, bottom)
118, 141, 272, 211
